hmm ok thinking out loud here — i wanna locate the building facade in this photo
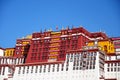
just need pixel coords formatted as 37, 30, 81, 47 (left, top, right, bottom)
0, 27, 120, 80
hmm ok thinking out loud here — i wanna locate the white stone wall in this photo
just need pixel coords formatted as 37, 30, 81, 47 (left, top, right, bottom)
116, 48, 120, 54
12, 51, 102, 80
0, 67, 9, 80
0, 49, 4, 56
1, 51, 120, 80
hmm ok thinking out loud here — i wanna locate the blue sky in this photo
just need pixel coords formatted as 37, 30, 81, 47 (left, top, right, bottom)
0, 0, 120, 48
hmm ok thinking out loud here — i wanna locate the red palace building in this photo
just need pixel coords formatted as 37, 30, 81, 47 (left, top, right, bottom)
2, 26, 120, 80
19, 27, 108, 63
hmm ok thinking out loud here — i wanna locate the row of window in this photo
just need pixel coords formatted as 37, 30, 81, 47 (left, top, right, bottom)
107, 63, 120, 67
18, 64, 66, 74
107, 67, 120, 72
67, 52, 97, 62
0, 58, 24, 64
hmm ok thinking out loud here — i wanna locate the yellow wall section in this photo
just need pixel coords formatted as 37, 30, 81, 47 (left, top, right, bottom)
49, 32, 61, 60
51, 32, 61, 35
4, 48, 15, 57
49, 56, 57, 59
51, 32, 61, 37
87, 40, 115, 54
50, 47, 59, 50
50, 52, 58, 54
50, 43, 59, 46
22, 41, 29, 45
51, 38, 60, 42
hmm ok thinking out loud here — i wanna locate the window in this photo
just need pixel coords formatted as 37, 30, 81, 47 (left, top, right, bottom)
8, 68, 12, 73
70, 54, 73, 62
61, 37, 65, 40
48, 65, 50, 72
52, 64, 55, 72
39, 66, 42, 73
73, 66, 75, 70
107, 63, 109, 67
32, 49, 34, 52
0, 67, 1, 75
118, 62, 120, 66
16, 52, 19, 54
114, 68, 116, 72
35, 66, 38, 73
31, 57, 33, 60
23, 66, 25, 74
31, 66, 33, 73
68, 40, 70, 44
111, 63, 113, 66
104, 45, 108, 53
111, 68, 113, 72
90, 65, 92, 69
66, 60, 69, 71
44, 65, 46, 73
80, 66, 82, 70
61, 64, 64, 71
17, 47, 20, 50
57, 64, 59, 72
34, 41, 37, 44
73, 36, 75, 39
2, 67, 5, 75
114, 63, 117, 66
40, 42, 42, 47
44, 39, 47, 42
107, 68, 109, 72
93, 65, 95, 69
76, 67, 78, 70
38, 54, 40, 60
118, 67, 120, 71
27, 66, 29, 73
18, 67, 21, 74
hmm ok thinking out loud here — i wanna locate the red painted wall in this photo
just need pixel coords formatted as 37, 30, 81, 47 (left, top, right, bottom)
25, 27, 108, 63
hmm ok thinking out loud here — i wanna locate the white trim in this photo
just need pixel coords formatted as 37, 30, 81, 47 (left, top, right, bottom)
32, 38, 40, 40
60, 35, 68, 37
72, 34, 77, 36
16, 44, 22, 46
44, 37, 51, 39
